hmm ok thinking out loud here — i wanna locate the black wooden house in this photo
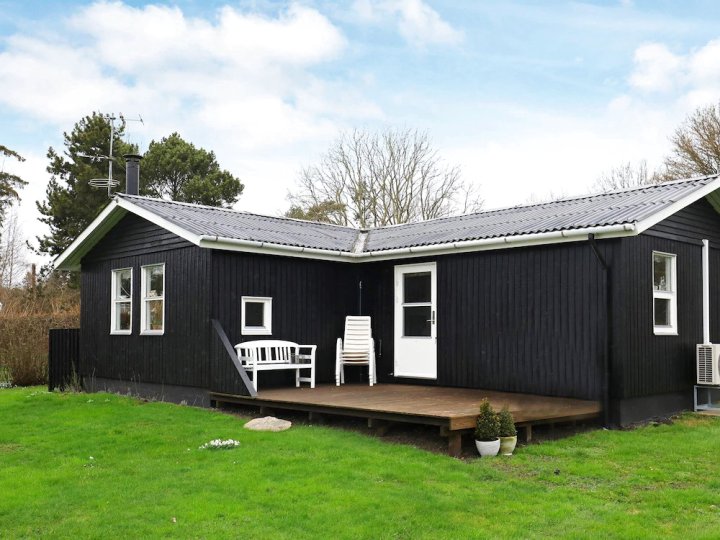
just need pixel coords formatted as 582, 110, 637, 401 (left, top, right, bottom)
55, 163, 720, 426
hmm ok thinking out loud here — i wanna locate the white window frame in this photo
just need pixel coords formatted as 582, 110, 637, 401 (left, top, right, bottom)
141, 263, 165, 336
652, 251, 677, 336
110, 267, 133, 335
241, 296, 272, 335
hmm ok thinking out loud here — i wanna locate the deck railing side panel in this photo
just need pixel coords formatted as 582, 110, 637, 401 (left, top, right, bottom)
48, 328, 80, 391
210, 319, 257, 397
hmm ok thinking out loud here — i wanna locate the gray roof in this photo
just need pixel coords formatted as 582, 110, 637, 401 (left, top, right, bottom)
120, 175, 720, 253
364, 175, 720, 251
119, 195, 359, 252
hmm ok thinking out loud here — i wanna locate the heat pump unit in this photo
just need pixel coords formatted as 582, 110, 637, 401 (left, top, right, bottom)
697, 344, 720, 385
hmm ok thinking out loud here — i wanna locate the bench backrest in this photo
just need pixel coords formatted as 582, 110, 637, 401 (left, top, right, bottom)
235, 340, 300, 364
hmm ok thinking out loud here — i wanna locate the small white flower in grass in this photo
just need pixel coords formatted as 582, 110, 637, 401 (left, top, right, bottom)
89, 456, 94, 460
199, 438, 240, 450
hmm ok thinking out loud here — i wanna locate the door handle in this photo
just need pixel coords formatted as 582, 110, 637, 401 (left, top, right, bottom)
426, 311, 436, 324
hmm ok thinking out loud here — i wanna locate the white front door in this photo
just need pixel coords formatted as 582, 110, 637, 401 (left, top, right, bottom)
394, 262, 437, 379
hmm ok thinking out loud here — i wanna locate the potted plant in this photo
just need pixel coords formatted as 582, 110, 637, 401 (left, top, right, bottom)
497, 406, 517, 456
474, 399, 500, 457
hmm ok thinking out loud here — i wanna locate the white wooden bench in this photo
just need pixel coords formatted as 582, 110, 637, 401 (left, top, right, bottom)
235, 340, 316, 392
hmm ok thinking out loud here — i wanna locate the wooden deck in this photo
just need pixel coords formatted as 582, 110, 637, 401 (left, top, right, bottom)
211, 384, 601, 456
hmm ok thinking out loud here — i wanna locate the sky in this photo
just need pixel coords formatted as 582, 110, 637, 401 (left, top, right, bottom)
3, 0, 720, 267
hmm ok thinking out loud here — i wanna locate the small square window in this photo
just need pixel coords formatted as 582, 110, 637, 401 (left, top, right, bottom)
241, 297, 272, 335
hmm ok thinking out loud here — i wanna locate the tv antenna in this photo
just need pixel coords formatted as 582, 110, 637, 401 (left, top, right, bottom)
78, 113, 144, 198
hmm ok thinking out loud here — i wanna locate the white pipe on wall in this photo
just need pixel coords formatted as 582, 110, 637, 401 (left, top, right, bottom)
703, 239, 711, 344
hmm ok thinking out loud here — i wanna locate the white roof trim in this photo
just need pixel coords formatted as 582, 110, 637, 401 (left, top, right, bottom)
634, 176, 720, 234
198, 223, 636, 263
54, 200, 125, 271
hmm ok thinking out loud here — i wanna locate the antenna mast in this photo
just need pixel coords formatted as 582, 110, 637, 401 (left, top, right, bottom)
82, 113, 144, 197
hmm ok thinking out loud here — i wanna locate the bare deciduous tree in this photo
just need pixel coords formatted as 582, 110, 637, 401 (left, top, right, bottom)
0, 208, 27, 288
661, 104, 720, 180
592, 160, 660, 193
287, 129, 482, 227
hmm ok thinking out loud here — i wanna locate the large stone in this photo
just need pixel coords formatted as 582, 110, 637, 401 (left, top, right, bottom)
244, 416, 292, 432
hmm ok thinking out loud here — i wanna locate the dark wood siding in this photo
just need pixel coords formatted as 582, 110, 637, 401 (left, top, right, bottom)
363, 242, 610, 400
86, 212, 193, 260
611, 236, 703, 400
80, 215, 210, 389
209, 250, 359, 391
611, 198, 720, 401
646, 198, 720, 246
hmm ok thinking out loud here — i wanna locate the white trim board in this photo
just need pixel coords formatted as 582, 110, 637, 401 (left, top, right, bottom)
54, 201, 127, 271
634, 177, 720, 234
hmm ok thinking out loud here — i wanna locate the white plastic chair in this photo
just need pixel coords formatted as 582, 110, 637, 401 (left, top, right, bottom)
336, 316, 376, 386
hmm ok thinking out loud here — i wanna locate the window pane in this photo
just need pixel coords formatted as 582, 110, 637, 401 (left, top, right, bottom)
147, 299, 163, 330
147, 266, 164, 297
117, 302, 131, 331
117, 270, 131, 299
654, 298, 671, 326
404, 272, 431, 303
653, 254, 672, 291
404, 305, 431, 337
245, 302, 265, 327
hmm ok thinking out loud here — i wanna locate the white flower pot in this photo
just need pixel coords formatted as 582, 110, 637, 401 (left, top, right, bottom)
499, 435, 517, 456
475, 438, 500, 457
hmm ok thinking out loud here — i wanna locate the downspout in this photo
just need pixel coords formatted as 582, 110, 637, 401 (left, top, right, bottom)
588, 234, 611, 427
703, 239, 711, 344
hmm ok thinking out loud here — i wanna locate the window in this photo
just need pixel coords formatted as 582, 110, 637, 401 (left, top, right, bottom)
141, 264, 165, 335
653, 252, 677, 335
241, 296, 272, 335
402, 272, 432, 337
111, 268, 132, 334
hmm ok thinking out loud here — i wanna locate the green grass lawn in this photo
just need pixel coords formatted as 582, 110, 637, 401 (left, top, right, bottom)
2, 388, 720, 539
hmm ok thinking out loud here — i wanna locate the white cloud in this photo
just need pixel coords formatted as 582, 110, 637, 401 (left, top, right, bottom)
629, 38, 720, 101
629, 43, 681, 92
394, 0, 463, 46
0, 1, 385, 249
68, 2, 345, 72
0, 1, 361, 140
352, 0, 462, 47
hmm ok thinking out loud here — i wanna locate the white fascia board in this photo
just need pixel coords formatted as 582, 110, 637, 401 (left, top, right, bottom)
198, 236, 351, 263
54, 198, 205, 271
54, 200, 125, 271
115, 198, 203, 246
360, 224, 635, 262
634, 178, 720, 234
